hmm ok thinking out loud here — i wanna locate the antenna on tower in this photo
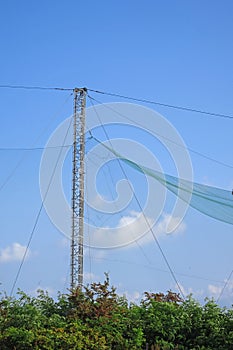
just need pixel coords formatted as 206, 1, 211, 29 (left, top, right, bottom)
70, 87, 87, 290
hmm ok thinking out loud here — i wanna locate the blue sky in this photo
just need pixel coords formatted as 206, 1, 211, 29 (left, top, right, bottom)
0, 0, 233, 305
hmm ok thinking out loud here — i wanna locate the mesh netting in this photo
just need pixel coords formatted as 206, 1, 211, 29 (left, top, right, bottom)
124, 158, 233, 225
95, 139, 233, 226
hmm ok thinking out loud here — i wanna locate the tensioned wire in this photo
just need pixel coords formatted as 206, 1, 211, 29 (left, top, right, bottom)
88, 88, 233, 120
1, 84, 233, 120
88, 95, 233, 170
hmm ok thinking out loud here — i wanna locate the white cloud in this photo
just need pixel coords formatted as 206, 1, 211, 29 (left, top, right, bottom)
0, 243, 31, 263
174, 283, 204, 299
90, 211, 155, 248
208, 279, 233, 302
89, 211, 187, 249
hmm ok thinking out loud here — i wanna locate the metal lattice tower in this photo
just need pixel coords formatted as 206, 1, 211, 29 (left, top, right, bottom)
70, 87, 87, 290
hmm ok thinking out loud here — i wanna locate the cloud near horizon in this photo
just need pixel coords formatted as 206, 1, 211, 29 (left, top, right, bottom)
0, 242, 31, 263
208, 279, 233, 303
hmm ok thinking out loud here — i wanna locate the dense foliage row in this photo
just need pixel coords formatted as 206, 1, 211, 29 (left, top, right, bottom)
0, 275, 233, 349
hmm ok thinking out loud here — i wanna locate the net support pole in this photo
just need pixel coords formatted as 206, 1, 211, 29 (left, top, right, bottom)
70, 87, 86, 290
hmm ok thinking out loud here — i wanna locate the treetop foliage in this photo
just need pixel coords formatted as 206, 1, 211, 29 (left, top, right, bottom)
0, 275, 233, 349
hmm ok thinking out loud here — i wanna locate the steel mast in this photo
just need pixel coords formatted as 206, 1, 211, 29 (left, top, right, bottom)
70, 87, 87, 290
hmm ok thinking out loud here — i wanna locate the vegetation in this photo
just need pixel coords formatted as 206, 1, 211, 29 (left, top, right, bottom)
0, 275, 233, 349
